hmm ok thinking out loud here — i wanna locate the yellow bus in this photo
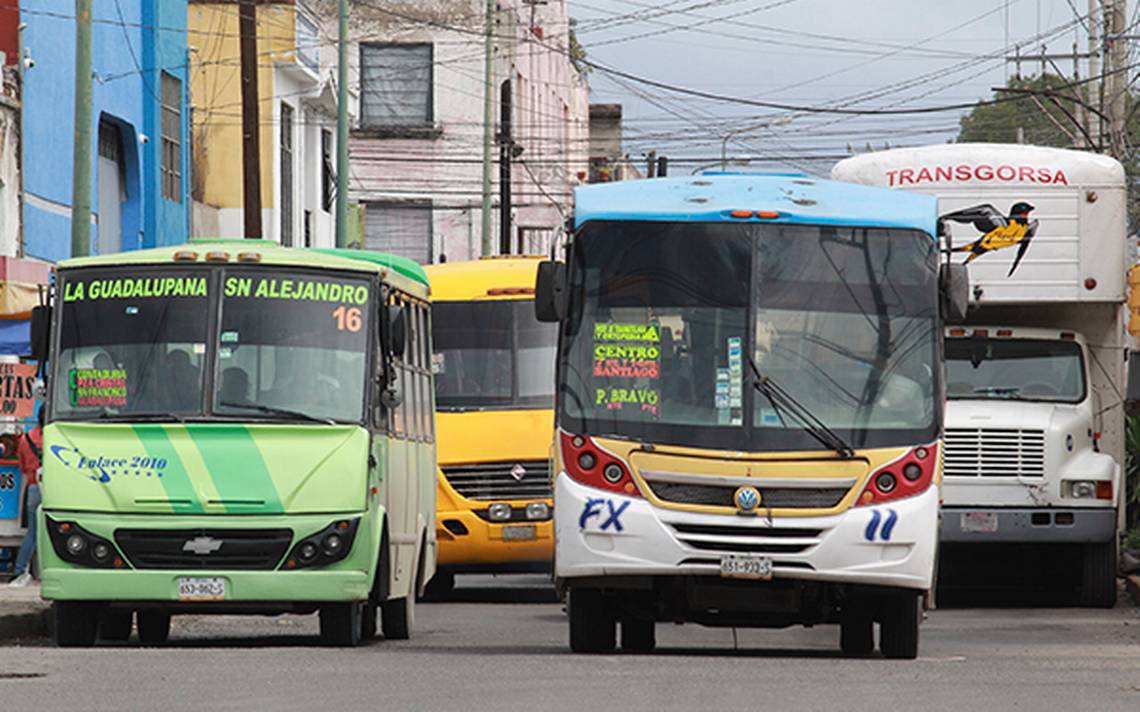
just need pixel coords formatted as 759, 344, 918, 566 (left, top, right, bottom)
423, 257, 557, 594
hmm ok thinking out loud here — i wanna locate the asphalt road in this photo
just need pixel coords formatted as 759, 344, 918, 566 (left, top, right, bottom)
1, 575, 1139, 711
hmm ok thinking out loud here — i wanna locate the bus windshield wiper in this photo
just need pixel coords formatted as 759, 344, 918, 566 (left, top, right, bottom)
745, 352, 855, 459
218, 401, 335, 425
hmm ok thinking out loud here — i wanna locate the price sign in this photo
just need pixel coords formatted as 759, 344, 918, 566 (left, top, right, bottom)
0, 363, 36, 419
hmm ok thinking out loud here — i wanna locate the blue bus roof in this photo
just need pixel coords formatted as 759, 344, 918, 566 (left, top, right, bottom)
574, 175, 936, 236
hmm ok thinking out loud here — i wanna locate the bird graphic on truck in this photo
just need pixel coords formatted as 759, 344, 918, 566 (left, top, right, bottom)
940, 201, 1039, 276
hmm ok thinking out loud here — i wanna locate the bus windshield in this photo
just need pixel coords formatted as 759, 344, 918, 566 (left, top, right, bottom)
432, 300, 556, 410
52, 266, 372, 424
945, 338, 1085, 402
559, 221, 940, 451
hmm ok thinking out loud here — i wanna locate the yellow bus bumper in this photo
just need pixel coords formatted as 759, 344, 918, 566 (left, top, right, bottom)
436, 509, 553, 569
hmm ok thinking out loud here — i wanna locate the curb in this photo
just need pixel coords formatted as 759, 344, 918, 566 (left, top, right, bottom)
0, 604, 50, 641
1127, 575, 1140, 608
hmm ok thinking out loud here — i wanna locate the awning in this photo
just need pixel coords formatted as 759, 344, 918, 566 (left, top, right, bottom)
0, 257, 52, 356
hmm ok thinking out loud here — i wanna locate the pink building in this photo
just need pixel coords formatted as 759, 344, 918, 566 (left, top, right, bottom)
326, 0, 589, 263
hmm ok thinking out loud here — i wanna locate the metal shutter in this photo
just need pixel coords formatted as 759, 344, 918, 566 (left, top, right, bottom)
364, 203, 431, 262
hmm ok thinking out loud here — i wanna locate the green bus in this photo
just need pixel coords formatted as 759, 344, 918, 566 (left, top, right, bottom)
32, 240, 437, 647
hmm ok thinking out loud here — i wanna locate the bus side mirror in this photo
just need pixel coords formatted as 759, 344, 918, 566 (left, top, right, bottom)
384, 305, 407, 359
940, 262, 968, 324
30, 305, 51, 364
1126, 351, 1140, 417
535, 260, 567, 322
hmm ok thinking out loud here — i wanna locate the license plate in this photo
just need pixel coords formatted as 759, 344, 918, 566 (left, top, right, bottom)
502, 525, 536, 542
178, 577, 226, 600
719, 554, 773, 580
960, 512, 998, 533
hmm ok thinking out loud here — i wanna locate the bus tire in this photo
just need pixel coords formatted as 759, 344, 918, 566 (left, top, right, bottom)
1079, 541, 1117, 608
879, 592, 920, 660
54, 602, 99, 648
361, 594, 378, 641
320, 602, 363, 647
136, 610, 172, 646
620, 618, 655, 653
568, 587, 615, 654
839, 614, 874, 656
423, 571, 455, 600
98, 609, 133, 642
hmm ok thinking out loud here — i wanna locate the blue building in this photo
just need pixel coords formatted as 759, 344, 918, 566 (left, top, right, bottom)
20, 1, 190, 262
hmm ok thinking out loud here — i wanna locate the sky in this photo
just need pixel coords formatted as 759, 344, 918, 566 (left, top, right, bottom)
570, 0, 1135, 176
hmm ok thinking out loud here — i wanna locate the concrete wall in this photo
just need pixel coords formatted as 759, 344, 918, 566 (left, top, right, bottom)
0, 63, 18, 258
20, 0, 190, 262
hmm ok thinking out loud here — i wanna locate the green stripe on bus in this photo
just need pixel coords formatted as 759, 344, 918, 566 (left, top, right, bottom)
130, 424, 205, 514
188, 425, 283, 513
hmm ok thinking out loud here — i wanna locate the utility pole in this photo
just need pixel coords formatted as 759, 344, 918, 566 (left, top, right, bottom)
647, 150, 656, 179
1088, 0, 1102, 148
480, 0, 494, 256
239, 0, 262, 239
335, 0, 349, 248
1104, 0, 1128, 159
499, 79, 512, 256
70, 0, 92, 258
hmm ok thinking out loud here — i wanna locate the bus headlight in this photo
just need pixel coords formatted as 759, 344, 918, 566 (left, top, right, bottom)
282, 519, 360, 570
1068, 480, 1096, 499
525, 502, 550, 520
488, 503, 513, 521
45, 518, 128, 569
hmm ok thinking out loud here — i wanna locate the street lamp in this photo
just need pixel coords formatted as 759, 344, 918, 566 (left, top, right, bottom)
720, 117, 792, 170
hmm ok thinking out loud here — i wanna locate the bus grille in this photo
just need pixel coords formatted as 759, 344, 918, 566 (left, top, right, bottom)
667, 522, 823, 555
114, 528, 293, 570
442, 461, 552, 501
943, 428, 1046, 477
647, 481, 848, 509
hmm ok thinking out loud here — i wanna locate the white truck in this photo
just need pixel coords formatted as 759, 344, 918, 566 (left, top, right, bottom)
833, 144, 1126, 606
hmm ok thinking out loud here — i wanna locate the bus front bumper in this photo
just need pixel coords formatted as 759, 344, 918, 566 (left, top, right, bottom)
554, 473, 937, 591
436, 508, 553, 569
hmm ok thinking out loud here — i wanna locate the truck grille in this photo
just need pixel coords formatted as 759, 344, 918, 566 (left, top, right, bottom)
114, 528, 293, 570
943, 428, 1046, 477
647, 481, 849, 509
441, 461, 552, 501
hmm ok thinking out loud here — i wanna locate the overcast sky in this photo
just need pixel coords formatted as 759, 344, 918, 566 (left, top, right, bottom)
571, 0, 1132, 176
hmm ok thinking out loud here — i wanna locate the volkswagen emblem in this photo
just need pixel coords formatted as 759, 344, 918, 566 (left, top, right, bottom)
510, 464, 527, 482
182, 536, 223, 555
734, 486, 761, 512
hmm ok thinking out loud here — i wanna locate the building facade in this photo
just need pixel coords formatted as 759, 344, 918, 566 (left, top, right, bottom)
20, 0, 191, 262
189, 0, 342, 247
323, 0, 588, 263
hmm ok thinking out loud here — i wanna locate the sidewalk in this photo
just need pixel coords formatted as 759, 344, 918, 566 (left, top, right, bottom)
0, 581, 49, 640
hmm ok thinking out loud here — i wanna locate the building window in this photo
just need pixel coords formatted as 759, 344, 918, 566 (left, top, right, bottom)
295, 11, 320, 73
364, 202, 432, 262
280, 102, 294, 247
160, 72, 182, 202
322, 129, 333, 213
359, 43, 433, 129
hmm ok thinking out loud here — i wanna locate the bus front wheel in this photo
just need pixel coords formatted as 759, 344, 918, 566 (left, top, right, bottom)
568, 587, 615, 654
320, 602, 363, 647
54, 602, 99, 648
879, 592, 920, 660
137, 610, 171, 646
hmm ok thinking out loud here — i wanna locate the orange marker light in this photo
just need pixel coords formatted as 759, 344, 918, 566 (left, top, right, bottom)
996, 329, 1013, 337
236, 252, 262, 263
730, 209, 753, 219
173, 250, 198, 261
948, 328, 966, 337
624, 482, 636, 494
1096, 481, 1113, 500
205, 251, 230, 262
754, 210, 780, 219
973, 329, 988, 337
860, 491, 874, 504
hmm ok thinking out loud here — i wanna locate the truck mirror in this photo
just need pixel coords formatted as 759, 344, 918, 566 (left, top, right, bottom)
1126, 351, 1140, 417
940, 262, 969, 324
535, 260, 567, 322
384, 305, 408, 359
30, 304, 51, 364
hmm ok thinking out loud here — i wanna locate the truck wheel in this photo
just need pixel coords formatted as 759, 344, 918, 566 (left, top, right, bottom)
54, 602, 99, 648
620, 618, 656, 653
136, 610, 171, 646
381, 544, 419, 641
568, 587, 615, 653
839, 614, 874, 656
320, 602, 363, 647
98, 609, 133, 642
1079, 541, 1117, 608
879, 592, 920, 660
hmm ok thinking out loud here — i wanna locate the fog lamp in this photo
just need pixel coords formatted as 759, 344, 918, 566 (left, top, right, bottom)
903, 463, 922, 482
298, 541, 319, 562
66, 533, 87, 556
525, 502, 549, 520
488, 503, 512, 521
1069, 480, 1096, 499
578, 452, 596, 470
91, 542, 112, 563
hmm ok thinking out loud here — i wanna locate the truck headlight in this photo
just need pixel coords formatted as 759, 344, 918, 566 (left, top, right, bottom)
1068, 480, 1096, 499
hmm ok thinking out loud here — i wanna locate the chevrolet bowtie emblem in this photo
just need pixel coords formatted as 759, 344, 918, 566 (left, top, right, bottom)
510, 464, 527, 482
183, 536, 223, 555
